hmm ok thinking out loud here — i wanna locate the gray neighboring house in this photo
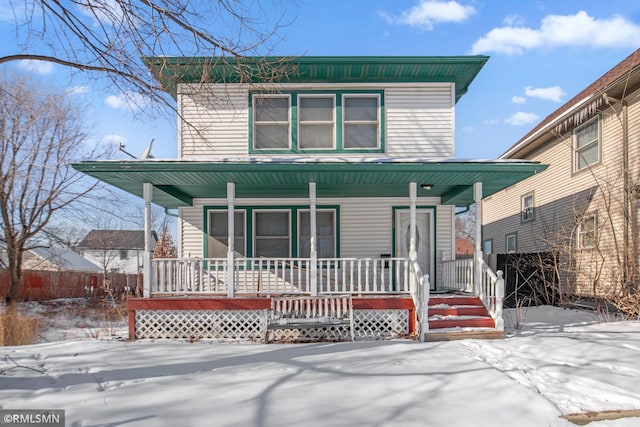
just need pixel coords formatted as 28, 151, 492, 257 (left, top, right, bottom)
482, 48, 640, 298
77, 230, 157, 275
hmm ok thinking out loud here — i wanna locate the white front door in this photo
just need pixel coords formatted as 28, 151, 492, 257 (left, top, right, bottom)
395, 209, 435, 290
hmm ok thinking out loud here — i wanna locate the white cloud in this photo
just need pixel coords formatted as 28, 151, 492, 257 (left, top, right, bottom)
525, 85, 566, 102
471, 11, 640, 55
483, 119, 500, 125
105, 91, 149, 111
503, 14, 525, 27
381, 1, 476, 30
78, 0, 125, 26
101, 134, 127, 145
505, 112, 539, 126
17, 59, 54, 75
512, 96, 526, 104
66, 85, 90, 95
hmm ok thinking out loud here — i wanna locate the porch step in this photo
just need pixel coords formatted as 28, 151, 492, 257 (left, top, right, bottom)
425, 294, 500, 338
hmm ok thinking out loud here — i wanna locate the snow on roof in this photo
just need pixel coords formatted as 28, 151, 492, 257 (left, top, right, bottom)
30, 247, 101, 273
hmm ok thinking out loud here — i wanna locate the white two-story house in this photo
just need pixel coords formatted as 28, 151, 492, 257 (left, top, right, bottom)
74, 56, 545, 341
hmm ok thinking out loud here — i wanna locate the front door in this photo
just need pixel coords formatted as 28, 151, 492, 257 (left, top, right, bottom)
395, 209, 435, 290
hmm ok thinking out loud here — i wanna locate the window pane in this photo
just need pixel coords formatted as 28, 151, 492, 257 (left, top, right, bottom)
255, 239, 289, 257
254, 124, 289, 149
299, 97, 333, 121
255, 97, 289, 122
300, 124, 334, 148
299, 211, 335, 258
578, 144, 599, 169
208, 212, 245, 257
255, 212, 289, 236
576, 122, 598, 149
344, 97, 377, 121
344, 124, 378, 148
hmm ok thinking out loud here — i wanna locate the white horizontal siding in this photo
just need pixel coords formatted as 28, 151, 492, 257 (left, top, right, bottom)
385, 85, 454, 158
179, 206, 204, 258
178, 83, 454, 160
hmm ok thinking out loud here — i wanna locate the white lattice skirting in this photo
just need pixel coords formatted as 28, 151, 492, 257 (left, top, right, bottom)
134, 309, 409, 341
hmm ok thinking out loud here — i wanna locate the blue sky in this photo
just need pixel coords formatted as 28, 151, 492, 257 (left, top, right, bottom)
3, 0, 640, 160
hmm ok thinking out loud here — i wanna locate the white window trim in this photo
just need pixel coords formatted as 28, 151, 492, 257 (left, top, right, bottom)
253, 210, 291, 258
573, 117, 600, 172
521, 193, 534, 222
483, 239, 493, 255
252, 94, 291, 151
342, 93, 381, 150
297, 94, 336, 150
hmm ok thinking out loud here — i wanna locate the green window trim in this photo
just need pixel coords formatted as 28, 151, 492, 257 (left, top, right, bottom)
248, 90, 385, 154
203, 205, 340, 258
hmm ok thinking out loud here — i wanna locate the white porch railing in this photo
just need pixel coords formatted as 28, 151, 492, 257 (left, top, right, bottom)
478, 259, 505, 330
151, 257, 412, 297
441, 258, 474, 292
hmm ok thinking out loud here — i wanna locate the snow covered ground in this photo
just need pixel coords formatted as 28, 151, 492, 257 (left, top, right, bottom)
1, 304, 639, 426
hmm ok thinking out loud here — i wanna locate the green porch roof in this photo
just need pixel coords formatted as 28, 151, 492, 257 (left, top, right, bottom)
143, 56, 489, 102
72, 160, 547, 209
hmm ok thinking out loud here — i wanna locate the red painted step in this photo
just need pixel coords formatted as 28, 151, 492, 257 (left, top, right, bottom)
429, 306, 488, 317
429, 296, 483, 306
428, 317, 496, 329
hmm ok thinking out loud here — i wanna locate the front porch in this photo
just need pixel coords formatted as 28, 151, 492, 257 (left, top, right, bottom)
127, 255, 504, 342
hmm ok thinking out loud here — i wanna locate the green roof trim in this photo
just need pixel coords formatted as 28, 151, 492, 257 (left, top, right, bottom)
72, 160, 546, 209
143, 56, 489, 102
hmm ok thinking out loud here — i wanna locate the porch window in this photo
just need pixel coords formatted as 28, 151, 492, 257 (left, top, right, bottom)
573, 118, 599, 172
506, 233, 517, 253
521, 193, 534, 222
298, 210, 336, 258
298, 95, 335, 149
208, 211, 246, 257
578, 213, 597, 249
343, 95, 380, 149
253, 95, 290, 149
254, 211, 291, 257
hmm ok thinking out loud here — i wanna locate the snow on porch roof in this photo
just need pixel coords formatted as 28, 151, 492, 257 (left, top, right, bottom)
73, 159, 546, 209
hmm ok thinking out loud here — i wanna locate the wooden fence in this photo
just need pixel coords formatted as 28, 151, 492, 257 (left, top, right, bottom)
0, 270, 142, 301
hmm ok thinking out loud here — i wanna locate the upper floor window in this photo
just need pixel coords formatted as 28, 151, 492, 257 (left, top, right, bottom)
250, 91, 383, 153
521, 193, 534, 222
573, 118, 600, 172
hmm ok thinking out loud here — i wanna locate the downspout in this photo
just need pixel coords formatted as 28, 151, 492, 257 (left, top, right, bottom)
622, 100, 631, 293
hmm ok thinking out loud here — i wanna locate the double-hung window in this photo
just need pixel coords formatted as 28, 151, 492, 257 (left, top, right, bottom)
298, 210, 336, 258
521, 193, 534, 222
506, 233, 517, 253
253, 95, 290, 149
578, 213, 597, 249
207, 211, 246, 257
573, 118, 600, 172
254, 211, 290, 257
250, 91, 383, 153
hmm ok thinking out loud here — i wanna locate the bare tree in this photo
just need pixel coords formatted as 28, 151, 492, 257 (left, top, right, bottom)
154, 220, 177, 259
455, 204, 476, 244
0, 0, 293, 117
0, 73, 105, 308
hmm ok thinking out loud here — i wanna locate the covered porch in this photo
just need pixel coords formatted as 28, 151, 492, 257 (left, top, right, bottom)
73, 159, 546, 341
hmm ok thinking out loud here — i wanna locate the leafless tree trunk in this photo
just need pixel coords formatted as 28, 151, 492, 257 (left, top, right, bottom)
0, 74, 106, 309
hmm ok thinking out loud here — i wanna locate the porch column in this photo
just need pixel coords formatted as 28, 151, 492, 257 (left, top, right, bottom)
227, 182, 235, 298
474, 182, 483, 296
409, 182, 417, 255
143, 183, 153, 298
309, 182, 318, 296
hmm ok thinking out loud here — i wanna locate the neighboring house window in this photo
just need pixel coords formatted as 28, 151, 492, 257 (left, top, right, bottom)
574, 118, 600, 172
483, 239, 492, 254
521, 193, 534, 222
250, 91, 383, 153
298, 210, 336, 258
578, 213, 597, 249
506, 233, 517, 253
254, 211, 291, 258
208, 211, 246, 257
119, 250, 128, 260
253, 95, 291, 150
